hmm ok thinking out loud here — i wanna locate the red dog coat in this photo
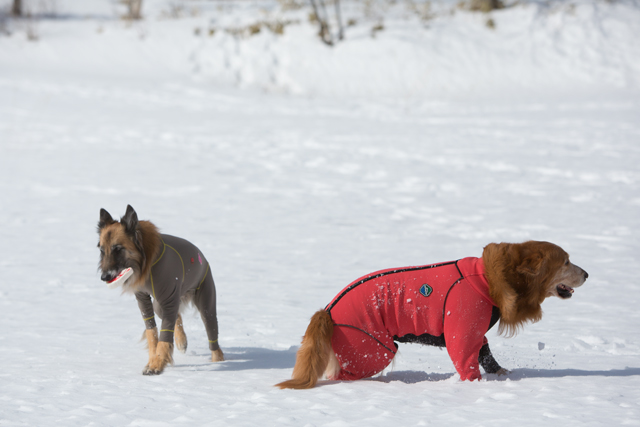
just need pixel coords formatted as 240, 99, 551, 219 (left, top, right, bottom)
325, 257, 497, 381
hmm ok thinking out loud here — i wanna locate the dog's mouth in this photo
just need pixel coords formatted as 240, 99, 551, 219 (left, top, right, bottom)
107, 270, 124, 284
556, 284, 575, 299
104, 268, 134, 288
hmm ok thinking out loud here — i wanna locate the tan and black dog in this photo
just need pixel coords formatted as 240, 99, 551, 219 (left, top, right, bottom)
98, 205, 224, 375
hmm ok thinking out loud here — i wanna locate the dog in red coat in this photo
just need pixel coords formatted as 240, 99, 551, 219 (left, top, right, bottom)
276, 241, 588, 389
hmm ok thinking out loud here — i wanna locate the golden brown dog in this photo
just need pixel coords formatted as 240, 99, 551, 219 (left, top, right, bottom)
277, 241, 588, 389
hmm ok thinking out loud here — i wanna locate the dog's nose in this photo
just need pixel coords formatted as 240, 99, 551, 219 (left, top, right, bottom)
583, 270, 589, 280
101, 271, 115, 282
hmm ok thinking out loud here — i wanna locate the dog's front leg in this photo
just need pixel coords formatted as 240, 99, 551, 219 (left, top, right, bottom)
478, 343, 509, 375
495, 368, 510, 376
143, 327, 173, 375
143, 307, 178, 375
143, 340, 174, 375
144, 327, 158, 365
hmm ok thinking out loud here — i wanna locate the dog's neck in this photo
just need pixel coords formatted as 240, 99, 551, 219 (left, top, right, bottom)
483, 245, 543, 337
132, 220, 162, 288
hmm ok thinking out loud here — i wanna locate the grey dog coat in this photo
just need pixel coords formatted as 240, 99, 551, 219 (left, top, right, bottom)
134, 234, 220, 351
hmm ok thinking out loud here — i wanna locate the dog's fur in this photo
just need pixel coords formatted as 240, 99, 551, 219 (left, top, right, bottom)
276, 241, 588, 389
98, 206, 161, 293
98, 205, 224, 375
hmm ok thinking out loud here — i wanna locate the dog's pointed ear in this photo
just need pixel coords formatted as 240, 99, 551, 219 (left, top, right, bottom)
122, 205, 147, 268
121, 205, 139, 235
98, 208, 115, 231
516, 252, 545, 277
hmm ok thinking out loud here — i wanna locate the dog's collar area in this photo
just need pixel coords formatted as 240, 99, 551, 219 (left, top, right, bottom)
151, 239, 167, 267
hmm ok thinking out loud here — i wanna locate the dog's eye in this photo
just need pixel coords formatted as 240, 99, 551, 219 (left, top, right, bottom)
99, 247, 105, 254
112, 245, 122, 253
564, 259, 570, 266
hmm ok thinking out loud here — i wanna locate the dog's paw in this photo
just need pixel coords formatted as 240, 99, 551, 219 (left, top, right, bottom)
143, 342, 173, 375
175, 337, 187, 354
496, 368, 511, 376
211, 349, 224, 362
142, 365, 163, 376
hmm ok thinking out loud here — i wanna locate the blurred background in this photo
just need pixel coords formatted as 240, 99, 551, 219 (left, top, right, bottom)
1, 0, 638, 99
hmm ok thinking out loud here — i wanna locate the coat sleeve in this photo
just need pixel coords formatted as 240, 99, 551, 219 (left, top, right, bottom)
155, 283, 180, 344
135, 291, 157, 329
147, 243, 184, 344
443, 282, 494, 381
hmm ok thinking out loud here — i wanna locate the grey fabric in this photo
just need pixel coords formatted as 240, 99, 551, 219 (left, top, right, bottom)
135, 234, 220, 351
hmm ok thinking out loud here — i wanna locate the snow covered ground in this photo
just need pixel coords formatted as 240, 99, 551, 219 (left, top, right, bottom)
0, 0, 639, 425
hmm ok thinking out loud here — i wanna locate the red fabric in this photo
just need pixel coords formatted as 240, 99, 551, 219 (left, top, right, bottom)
326, 257, 495, 381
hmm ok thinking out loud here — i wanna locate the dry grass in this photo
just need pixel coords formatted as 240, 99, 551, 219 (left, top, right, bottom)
219, 18, 300, 39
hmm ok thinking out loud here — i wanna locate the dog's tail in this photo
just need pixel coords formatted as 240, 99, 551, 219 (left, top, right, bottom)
275, 310, 334, 390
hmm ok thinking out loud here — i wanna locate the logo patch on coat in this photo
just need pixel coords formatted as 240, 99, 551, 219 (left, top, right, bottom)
419, 284, 433, 297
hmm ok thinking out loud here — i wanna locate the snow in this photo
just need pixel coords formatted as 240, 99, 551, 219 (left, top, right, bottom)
1, 0, 639, 425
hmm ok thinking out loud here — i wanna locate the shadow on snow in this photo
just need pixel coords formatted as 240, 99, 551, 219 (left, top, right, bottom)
174, 346, 640, 385
175, 346, 297, 372
493, 366, 640, 381
368, 367, 640, 384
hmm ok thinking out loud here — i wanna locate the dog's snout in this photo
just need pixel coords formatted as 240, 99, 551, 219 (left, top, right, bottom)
578, 265, 588, 281
574, 264, 588, 282
101, 271, 116, 282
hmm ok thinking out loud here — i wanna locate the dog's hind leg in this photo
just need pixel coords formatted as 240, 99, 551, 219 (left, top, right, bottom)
211, 348, 224, 362
175, 314, 188, 353
324, 347, 340, 380
194, 274, 224, 362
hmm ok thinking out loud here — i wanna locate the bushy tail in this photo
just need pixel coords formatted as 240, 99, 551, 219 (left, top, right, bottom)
275, 310, 334, 390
